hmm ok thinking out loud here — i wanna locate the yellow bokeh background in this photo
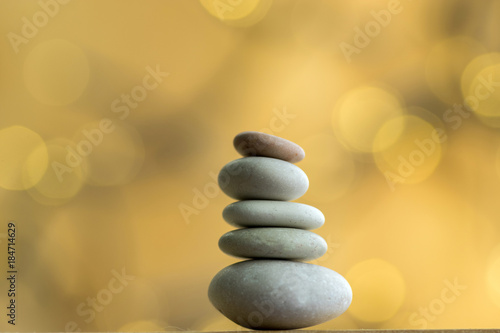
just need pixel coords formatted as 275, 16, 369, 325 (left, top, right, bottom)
1, 0, 500, 331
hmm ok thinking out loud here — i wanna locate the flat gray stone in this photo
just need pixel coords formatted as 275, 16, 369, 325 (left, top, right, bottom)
233, 131, 305, 163
208, 260, 352, 330
223, 200, 324, 230
218, 157, 308, 201
219, 227, 327, 260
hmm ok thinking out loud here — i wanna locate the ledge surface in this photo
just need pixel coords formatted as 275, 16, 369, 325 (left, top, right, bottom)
196, 328, 500, 333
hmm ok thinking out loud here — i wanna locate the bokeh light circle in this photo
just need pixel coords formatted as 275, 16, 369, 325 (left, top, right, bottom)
199, 0, 272, 27
461, 52, 500, 100
332, 85, 405, 153
24, 39, 90, 106
374, 115, 444, 186
465, 64, 500, 121
0, 126, 48, 190
27, 138, 86, 206
346, 258, 406, 323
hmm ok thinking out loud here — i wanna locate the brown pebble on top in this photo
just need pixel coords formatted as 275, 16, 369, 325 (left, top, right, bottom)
233, 131, 305, 163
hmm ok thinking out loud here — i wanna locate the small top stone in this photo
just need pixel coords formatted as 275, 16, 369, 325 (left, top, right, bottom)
233, 131, 305, 163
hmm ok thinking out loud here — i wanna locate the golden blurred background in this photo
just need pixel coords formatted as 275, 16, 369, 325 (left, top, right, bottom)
1, 0, 500, 331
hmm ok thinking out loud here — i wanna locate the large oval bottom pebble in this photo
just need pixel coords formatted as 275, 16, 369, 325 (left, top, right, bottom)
208, 260, 352, 329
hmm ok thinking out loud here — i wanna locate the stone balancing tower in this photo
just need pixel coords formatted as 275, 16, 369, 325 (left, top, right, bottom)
208, 131, 352, 330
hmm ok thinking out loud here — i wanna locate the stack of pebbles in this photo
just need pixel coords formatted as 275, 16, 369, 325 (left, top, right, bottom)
208, 131, 352, 330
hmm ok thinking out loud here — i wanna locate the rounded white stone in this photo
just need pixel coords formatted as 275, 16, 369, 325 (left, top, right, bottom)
219, 227, 327, 260
218, 157, 309, 201
208, 260, 352, 330
223, 200, 325, 229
